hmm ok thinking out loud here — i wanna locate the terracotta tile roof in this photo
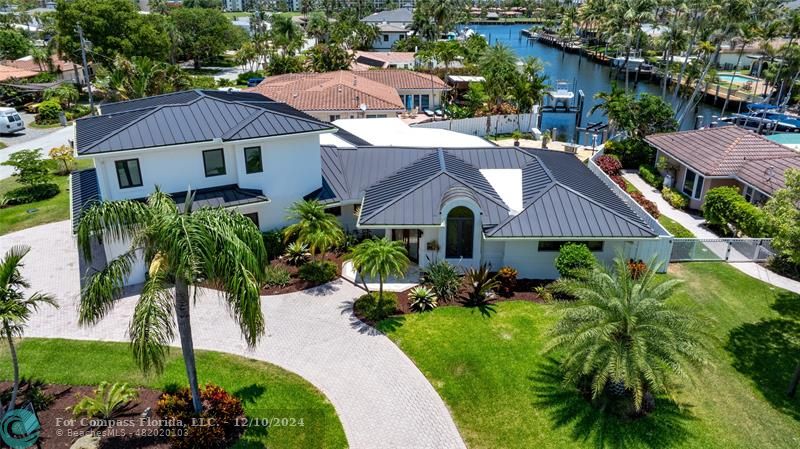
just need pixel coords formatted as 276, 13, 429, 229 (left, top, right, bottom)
646, 126, 800, 195
0, 63, 37, 82
249, 71, 405, 112
3, 55, 78, 73
358, 69, 449, 90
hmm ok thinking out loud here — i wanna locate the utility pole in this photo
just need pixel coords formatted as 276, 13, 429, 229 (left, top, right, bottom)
76, 25, 95, 115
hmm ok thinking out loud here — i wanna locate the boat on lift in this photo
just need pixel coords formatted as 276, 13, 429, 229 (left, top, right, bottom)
547, 80, 575, 109
718, 103, 800, 133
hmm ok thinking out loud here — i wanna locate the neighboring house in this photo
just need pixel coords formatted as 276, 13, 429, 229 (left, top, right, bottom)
317, 130, 671, 279
358, 69, 450, 111
361, 7, 413, 27
372, 23, 409, 50
0, 63, 38, 82
645, 126, 800, 209
2, 55, 82, 83
352, 51, 416, 70
71, 90, 335, 284
249, 70, 449, 120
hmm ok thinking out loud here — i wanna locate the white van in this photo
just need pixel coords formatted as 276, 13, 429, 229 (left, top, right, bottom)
0, 107, 25, 135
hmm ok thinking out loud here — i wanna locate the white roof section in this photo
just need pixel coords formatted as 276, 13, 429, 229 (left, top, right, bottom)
332, 117, 490, 148
480, 169, 523, 214
320, 133, 356, 148
447, 75, 486, 83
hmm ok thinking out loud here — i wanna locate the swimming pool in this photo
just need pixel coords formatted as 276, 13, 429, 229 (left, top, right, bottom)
718, 74, 757, 84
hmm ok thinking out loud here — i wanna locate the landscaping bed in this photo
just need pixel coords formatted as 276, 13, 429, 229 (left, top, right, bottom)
0, 382, 167, 449
261, 253, 344, 295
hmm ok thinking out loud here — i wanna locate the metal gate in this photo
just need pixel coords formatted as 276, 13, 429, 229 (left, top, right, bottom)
670, 238, 775, 262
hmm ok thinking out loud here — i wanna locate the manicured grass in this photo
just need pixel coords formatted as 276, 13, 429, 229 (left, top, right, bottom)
383, 263, 800, 449
27, 121, 67, 129
0, 338, 347, 449
0, 142, 6, 149
659, 215, 696, 238
0, 159, 93, 235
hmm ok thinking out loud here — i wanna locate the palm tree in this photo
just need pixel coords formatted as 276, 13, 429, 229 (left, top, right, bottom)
284, 200, 344, 257
0, 246, 58, 412
346, 238, 409, 301
77, 189, 267, 413
591, 83, 634, 134
271, 13, 304, 55
479, 43, 519, 110
546, 257, 709, 412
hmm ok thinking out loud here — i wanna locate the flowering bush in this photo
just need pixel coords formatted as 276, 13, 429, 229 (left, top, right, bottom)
661, 187, 689, 209
496, 266, 518, 297
610, 175, 628, 191
596, 155, 622, 176
156, 384, 244, 449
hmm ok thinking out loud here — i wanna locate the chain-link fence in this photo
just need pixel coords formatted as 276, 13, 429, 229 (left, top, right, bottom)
670, 238, 775, 262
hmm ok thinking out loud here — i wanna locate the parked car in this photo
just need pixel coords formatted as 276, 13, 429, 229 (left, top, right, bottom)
0, 107, 24, 135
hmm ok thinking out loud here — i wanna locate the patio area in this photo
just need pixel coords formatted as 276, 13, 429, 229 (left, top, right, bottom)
342, 261, 421, 292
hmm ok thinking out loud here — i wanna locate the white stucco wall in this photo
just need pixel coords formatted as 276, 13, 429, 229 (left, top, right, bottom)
90, 133, 322, 231
372, 32, 406, 50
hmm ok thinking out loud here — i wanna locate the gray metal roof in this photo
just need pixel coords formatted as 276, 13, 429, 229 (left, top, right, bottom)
77, 90, 333, 155
162, 184, 269, 211
361, 7, 412, 23
320, 146, 657, 238
71, 168, 101, 231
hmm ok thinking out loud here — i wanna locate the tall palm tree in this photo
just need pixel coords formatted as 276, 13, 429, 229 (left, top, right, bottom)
271, 13, 304, 55
284, 200, 344, 257
0, 246, 58, 412
77, 189, 267, 413
346, 238, 409, 301
479, 43, 519, 110
546, 257, 709, 412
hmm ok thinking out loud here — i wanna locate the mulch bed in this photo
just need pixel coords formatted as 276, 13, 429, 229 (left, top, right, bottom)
261, 253, 344, 296
0, 382, 167, 449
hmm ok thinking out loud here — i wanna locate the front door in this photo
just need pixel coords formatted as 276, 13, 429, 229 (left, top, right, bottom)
392, 229, 419, 262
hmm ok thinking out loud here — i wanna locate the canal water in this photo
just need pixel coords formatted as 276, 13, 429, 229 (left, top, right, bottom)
468, 23, 723, 141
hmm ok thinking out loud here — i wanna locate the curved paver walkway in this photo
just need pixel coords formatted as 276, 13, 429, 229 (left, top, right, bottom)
623, 171, 800, 295
0, 221, 466, 449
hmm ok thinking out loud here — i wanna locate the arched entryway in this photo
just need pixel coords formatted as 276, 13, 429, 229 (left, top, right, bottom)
445, 206, 474, 259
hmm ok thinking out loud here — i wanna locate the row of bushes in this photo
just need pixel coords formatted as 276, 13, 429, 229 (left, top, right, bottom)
596, 155, 660, 218
703, 186, 774, 237
3, 183, 59, 205
603, 139, 656, 169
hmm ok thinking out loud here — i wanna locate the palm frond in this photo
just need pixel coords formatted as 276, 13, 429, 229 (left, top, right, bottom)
128, 270, 174, 374
79, 250, 137, 326
77, 200, 151, 261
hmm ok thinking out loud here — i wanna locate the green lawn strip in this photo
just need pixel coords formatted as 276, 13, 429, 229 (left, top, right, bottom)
384, 262, 800, 449
659, 215, 696, 238
0, 338, 347, 449
0, 142, 6, 149
0, 159, 93, 235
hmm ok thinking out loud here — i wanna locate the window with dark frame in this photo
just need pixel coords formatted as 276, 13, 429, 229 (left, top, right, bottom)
537, 241, 604, 252
115, 159, 143, 189
682, 169, 704, 199
244, 146, 263, 174
383, 34, 389, 41
326, 206, 342, 216
203, 149, 226, 177
446, 206, 474, 258
243, 212, 259, 228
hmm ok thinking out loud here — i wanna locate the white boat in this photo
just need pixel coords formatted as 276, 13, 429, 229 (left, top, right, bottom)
547, 81, 574, 108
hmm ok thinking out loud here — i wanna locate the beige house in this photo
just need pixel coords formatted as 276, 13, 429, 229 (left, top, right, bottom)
249, 70, 450, 121
645, 126, 800, 209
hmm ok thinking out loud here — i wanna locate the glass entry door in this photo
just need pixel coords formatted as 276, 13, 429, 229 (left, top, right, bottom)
392, 229, 420, 262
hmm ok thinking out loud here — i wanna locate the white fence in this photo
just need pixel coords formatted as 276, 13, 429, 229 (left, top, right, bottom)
670, 238, 775, 262
411, 113, 536, 137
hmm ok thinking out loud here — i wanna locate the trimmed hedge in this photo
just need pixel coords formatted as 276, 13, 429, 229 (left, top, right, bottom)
298, 260, 337, 284
638, 165, 663, 188
555, 243, 597, 278
3, 183, 59, 205
36, 99, 62, 124
703, 186, 773, 237
661, 186, 689, 209
354, 291, 398, 322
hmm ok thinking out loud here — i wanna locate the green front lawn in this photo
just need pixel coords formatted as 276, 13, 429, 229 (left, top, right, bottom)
0, 339, 347, 449
0, 159, 93, 236
383, 263, 800, 449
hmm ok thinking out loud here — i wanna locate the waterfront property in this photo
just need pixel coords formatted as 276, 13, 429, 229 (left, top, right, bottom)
646, 126, 800, 209
71, 89, 670, 285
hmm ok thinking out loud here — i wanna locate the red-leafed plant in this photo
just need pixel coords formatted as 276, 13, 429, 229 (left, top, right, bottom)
627, 259, 648, 279
496, 266, 519, 297
156, 384, 245, 449
596, 155, 622, 176
610, 175, 628, 191
630, 191, 660, 218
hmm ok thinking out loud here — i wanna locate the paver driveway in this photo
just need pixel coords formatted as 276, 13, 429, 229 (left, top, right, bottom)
0, 221, 466, 449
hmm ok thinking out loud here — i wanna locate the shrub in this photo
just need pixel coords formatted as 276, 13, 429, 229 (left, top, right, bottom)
704, 186, 773, 237
0, 377, 53, 412
408, 286, 438, 312
354, 291, 398, 321
610, 174, 628, 191
49, 145, 75, 174
661, 186, 688, 209
262, 228, 286, 261
639, 165, 663, 188
461, 263, 499, 307
36, 99, 62, 124
421, 260, 461, 302
627, 259, 647, 279
555, 243, 597, 278
283, 241, 310, 266
156, 384, 244, 449
237, 70, 264, 85
71, 382, 138, 420
190, 75, 217, 89
630, 191, 660, 218
43, 84, 79, 109
595, 154, 622, 176
533, 284, 555, 302
298, 260, 337, 283
1, 149, 52, 187
496, 266, 518, 297
3, 183, 59, 205
264, 265, 291, 288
